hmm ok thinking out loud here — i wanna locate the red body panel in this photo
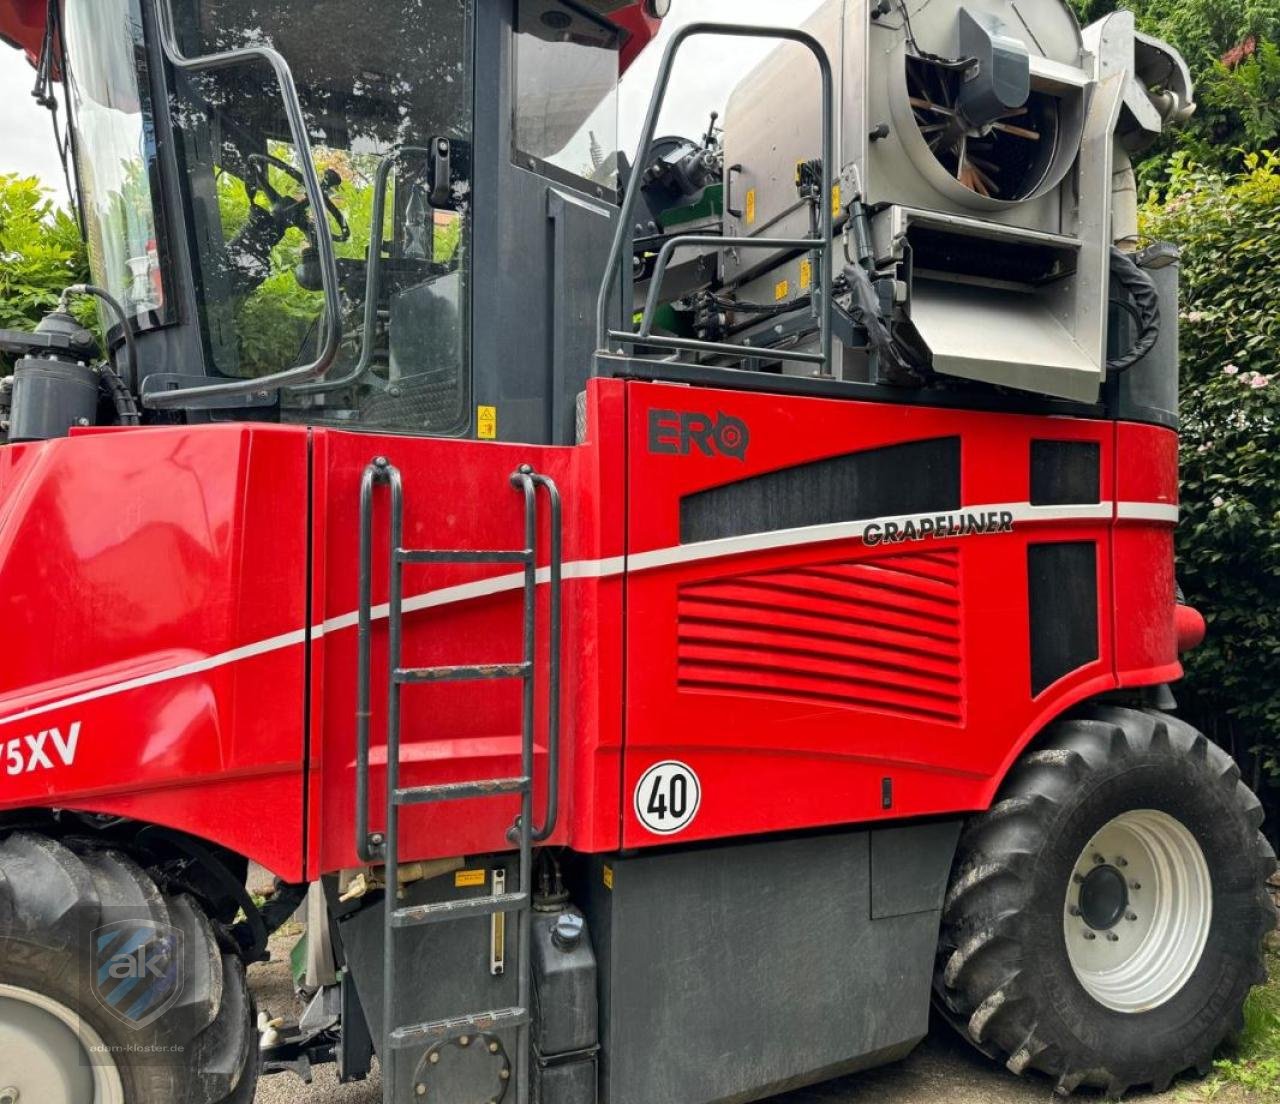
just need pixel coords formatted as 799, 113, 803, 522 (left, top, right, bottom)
0, 381, 1182, 877
306, 383, 629, 874
621, 385, 1133, 847
0, 0, 43, 63
0, 425, 310, 877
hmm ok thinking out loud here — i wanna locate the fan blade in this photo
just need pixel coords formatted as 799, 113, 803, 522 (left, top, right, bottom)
910, 96, 955, 116
993, 121, 1041, 140
968, 162, 999, 194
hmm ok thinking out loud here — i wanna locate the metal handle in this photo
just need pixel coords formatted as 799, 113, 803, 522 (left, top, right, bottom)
356, 457, 399, 863
295, 145, 433, 396
142, 0, 342, 409
508, 469, 564, 844
725, 163, 744, 219
530, 473, 561, 843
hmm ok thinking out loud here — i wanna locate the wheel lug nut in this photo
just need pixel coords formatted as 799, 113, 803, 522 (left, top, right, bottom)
1106, 932, 1120, 942
1130, 881, 1142, 891
1083, 931, 1097, 940
1126, 911, 1138, 922
1115, 857, 1128, 867
1072, 873, 1085, 884
1092, 854, 1106, 865
1068, 906, 1082, 917
489, 1041, 500, 1054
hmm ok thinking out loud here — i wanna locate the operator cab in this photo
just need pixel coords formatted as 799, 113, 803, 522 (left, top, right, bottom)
59, 0, 646, 442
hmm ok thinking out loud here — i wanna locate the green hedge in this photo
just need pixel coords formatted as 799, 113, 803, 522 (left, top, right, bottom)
1141, 153, 1280, 793
0, 174, 89, 369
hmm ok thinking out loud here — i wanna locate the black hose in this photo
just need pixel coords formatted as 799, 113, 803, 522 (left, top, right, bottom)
1108, 247, 1161, 374
100, 365, 141, 426
61, 283, 143, 391
842, 263, 919, 382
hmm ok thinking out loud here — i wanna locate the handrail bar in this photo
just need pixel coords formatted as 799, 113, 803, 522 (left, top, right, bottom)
143, 0, 342, 408
595, 22, 836, 373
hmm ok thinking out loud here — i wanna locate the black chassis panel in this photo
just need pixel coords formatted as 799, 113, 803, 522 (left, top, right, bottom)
572, 820, 961, 1104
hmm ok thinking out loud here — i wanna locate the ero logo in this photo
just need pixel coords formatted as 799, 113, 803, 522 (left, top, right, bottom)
648, 409, 750, 461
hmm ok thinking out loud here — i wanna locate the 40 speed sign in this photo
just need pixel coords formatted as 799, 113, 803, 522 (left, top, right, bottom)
633, 760, 701, 835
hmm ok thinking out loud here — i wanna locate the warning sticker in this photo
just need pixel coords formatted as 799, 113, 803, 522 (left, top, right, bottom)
477, 405, 498, 440
774, 279, 791, 302
745, 188, 757, 226
634, 761, 701, 836
799, 259, 813, 290
455, 869, 486, 888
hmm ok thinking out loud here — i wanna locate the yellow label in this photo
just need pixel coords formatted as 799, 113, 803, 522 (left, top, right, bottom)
774, 279, 791, 302
603, 864, 614, 890
455, 869, 486, 888
745, 188, 757, 226
476, 405, 497, 440
833, 184, 843, 218
799, 259, 813, 291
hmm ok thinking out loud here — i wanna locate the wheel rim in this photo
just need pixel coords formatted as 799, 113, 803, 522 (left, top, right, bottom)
0, 984, 125, 1104
1063, 809, 1213, 1014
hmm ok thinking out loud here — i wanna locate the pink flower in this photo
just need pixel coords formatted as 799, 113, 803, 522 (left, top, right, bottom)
1213, 496, 1225, 508
1250, 375, 1270, 389
1223, 364, 1240, 375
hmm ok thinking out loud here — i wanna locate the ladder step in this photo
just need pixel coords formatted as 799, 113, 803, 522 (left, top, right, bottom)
395, 662, 530, 684
397, 548, 530, 566
391, 891, 529, 928
394, 777, 530, 805
389, 1006, 529, 1048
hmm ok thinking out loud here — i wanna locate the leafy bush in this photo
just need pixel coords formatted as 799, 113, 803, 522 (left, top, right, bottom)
1141, 153, 1280, 793
1069, 0, 1280, 181
0, 174, 89, 370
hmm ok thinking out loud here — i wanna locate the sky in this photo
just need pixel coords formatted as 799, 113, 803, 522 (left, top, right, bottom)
0, 0, 826, 209
0, 51, 69, 201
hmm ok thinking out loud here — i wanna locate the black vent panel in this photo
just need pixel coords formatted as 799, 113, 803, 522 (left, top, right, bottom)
681, 438, 962, 545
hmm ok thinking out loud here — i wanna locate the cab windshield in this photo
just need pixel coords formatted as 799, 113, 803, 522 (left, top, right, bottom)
63, 0, 170, 328
167, 0, 473, 434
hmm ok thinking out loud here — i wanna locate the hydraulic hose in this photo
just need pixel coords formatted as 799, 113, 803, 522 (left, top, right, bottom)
1108, 247, 1161, 374
61, 283, 141, 391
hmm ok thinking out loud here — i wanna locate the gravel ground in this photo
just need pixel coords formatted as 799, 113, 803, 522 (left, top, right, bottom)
247, 935, 1154, 1104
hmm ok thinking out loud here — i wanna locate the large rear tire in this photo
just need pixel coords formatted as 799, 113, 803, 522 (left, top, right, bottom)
0, 832, 259, 1104
936, 706, 1276, 1096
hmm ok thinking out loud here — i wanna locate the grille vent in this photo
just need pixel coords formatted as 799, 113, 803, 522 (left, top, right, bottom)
677, 547, 964, 723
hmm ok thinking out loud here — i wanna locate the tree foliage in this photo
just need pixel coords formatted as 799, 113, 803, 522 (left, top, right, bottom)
1141, 153, 1280, 785
0, 174, 89, 370
1070, 0, 1280, 178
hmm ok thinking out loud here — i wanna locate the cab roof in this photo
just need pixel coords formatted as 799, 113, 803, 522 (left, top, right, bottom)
0, 0, 44, 64
0, 0, 661, 72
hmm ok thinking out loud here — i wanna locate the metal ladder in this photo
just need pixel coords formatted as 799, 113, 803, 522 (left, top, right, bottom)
356, 456, 563, 1104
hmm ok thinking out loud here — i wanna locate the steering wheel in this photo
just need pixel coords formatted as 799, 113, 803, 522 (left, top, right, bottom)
245, 152, 351, 243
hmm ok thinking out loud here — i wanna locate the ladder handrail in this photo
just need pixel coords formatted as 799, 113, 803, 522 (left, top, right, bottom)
520, 470, 562, 843
595, 22, 837, 372
355, 457, 563, 1104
